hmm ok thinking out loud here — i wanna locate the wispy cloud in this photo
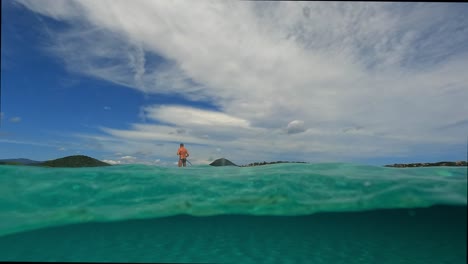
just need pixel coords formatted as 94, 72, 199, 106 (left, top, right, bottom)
0, 113, 22, 123
142, 105, 250, 128
102, 155, 168, 166
9, 117, 22, 123
0, 139, 55, 148
15, 1, 468, 164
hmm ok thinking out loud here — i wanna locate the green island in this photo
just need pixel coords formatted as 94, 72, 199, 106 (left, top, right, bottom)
384, 161, 467, 168
209, 158, 307, 167
210, 158, 467, 167
240, 161, 307, 167
0, 155, 111, 168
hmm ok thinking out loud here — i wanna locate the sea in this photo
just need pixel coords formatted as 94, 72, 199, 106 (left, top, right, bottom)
0, 163, 466, 263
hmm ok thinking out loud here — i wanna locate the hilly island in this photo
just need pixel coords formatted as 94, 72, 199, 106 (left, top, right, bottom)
0, 155, 111, 168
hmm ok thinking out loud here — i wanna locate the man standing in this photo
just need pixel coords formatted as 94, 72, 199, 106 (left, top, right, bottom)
177, 143, 190, 167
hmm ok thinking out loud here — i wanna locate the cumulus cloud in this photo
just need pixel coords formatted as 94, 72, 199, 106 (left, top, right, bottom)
286, 120, 306, 135
102, 159, 121, 165
15, 1, 468, 164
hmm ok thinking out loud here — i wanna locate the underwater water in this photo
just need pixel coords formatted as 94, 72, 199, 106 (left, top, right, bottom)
0, 163, 466, 263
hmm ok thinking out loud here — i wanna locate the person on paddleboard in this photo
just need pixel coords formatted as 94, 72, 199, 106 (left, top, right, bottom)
177, 143, 190, 167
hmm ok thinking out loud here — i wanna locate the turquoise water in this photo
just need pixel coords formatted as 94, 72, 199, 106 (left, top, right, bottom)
0, 163, 466, 263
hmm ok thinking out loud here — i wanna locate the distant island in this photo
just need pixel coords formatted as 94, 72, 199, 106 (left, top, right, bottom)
0, 158, 42, 165
209, 158, 238, 166
384, 161, 467, 168
209, 158, 307, 167
0, 155, 111, 168
240, 161, 307, 167
40, 155, 111, 167
209, 158, 467, 168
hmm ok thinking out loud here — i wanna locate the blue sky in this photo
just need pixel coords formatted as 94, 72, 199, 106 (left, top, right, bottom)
1, 1, 468, 166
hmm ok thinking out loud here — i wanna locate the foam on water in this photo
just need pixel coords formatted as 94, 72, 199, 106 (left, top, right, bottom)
0, 163, 466, 237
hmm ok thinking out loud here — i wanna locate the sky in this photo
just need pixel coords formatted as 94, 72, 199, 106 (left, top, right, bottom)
1, 1, 468, 166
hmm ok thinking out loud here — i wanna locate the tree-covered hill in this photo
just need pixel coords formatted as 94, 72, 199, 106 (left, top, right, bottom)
40, 155, 111, 168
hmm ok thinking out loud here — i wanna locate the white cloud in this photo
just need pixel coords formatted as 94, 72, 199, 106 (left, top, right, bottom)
121, 155, 136, 160
102, 157, 170, 166
102, 159, 121, 165
142, 105, 250, 128
286, 120, 306, 135
9, 117, 21, 123
15, 1, 468, 164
